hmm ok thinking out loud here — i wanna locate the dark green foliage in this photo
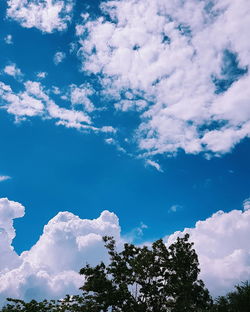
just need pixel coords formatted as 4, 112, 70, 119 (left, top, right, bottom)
212, 281, 250, 312
79, 234, 212, 311
1, 234, 212, 311
1, 298, 58, 312
1, 295, 93, 312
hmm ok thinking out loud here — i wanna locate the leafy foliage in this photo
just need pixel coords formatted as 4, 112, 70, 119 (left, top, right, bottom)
1, 234, 212, 311
1, 298, 59, 312
212, 281, 250, 312
79, 234, 212, 311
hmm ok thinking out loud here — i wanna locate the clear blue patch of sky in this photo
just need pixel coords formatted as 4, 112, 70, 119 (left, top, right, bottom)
212, 49, 248, 94
0, 110, 249, 252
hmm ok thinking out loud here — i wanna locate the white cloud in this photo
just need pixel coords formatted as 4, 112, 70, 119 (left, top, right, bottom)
77, 0, 250, 158
100, 126, 116, 133
0, 176, 11, 182
243, 198, 250, 211
7, 0, 74, 33
2, 0, 249, 161
22, 210, 121, 273
168, 204, 182, 213
125, 222, 148, 241
0, 198, 25, 242
0, 198, 122, 304
104, 137, 126, 153
54, 51, 66, 65
24, 81, 92, 126
145, 159, 163, 172
48, 102, 91, 127
36, 72, 47, 79
1, 198, 250, 303
4, 34, 13, 45
69, 84, 95, 112
0, 198, 24, 273
166, 208, 250, 296
0, 80, 115, 132
3, 64, 22, 79
134, 222, 148, 237
69, 42, 78, 54
0, 81, 44, 117
114, 99, 147, 112
52, 86, 61, 95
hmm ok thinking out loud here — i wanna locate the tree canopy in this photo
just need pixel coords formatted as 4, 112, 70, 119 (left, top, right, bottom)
1, 234, 213, 311
212, 281, 250, 312
79, 234, 212, 311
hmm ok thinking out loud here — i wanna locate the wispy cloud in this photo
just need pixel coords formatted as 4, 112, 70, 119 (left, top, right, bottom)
105, 138, 126, 153
36, 72, 47, 79
54, 52, 66, 65
124, 221, 149, 242
0, 80, 115, 132
0, 176, 11, 182
168, 204, 182, 213
145, 159, 163, 172
4, 34, 13, 45
243, 198, 250, 211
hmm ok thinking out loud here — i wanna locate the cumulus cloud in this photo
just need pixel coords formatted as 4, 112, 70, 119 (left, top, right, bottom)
0, 197, 250, 302
0, 198, 122, 303
54, 51, 66, 65
0, 198, 24, 242
76, 0, 250, 158
7, 0, 74, 33
0, 198, 24, 273
3, 64, 22, 79
166, 208, 250, 296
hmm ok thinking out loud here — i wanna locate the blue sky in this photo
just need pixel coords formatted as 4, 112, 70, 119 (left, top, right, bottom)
0, 0, 250, 302
1, 111, 249, 253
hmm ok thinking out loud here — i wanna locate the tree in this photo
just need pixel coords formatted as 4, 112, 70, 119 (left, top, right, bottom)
1, 298, 58, 312
212, 281, 250, 312
1, 234, 212, 311
1, 296, 87, 312
79, 234, 212, 311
